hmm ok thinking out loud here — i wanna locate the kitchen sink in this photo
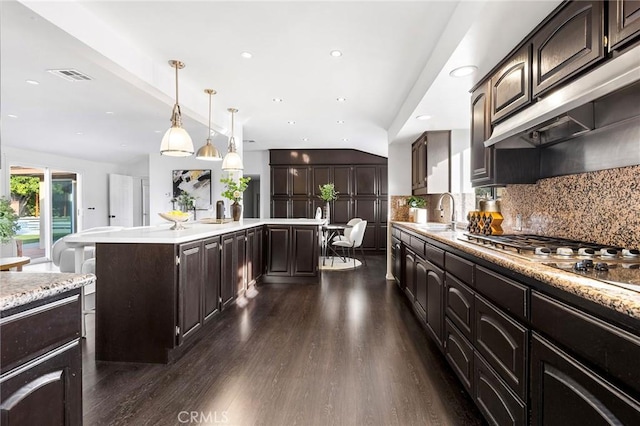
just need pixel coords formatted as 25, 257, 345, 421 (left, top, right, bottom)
415, 222, 452, 231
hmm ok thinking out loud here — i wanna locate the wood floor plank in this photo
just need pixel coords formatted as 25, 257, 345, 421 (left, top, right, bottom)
82, 255, 484, 425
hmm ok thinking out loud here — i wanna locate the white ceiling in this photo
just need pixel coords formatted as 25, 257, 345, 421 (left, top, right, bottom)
1, 0, 561, 165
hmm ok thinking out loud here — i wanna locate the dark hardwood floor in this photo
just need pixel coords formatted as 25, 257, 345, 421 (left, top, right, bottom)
82, 254, 484, 425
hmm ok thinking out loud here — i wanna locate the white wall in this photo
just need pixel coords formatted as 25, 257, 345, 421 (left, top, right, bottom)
388, 141, 412, 195
450, 129, 472, 194
0, 146, 128, 230
243, 150, 270, 218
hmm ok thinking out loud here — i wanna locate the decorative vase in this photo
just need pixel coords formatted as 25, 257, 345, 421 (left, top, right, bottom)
232, 201, 242, 221
324, 201, 331, 224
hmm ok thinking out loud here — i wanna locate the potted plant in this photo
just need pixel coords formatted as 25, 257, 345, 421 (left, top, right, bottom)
406, 195, 428, 223
220, 176, 251, 221
0, 196, 20, 256
318, 183, 339, 223
171, 192, 196, 212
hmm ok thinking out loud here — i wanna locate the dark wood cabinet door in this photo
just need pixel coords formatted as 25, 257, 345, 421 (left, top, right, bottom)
254, 227, 264, 281
470, 82, 493, 186
291, 166, 310, 197
475, 295, 528, 400
266, 226, 291, 275
178, 241, 203, 343
404, 250, 416, 302
415, 255, 428, 322
426, 261, 444, 348
377, 224, 388, 251
271, 166, 289, 196
246, 229, 256, 287
378, 166, 388, 196
333, 166, 352, 196
445, 318, 474, 393
354, 166, 377, 196
291, 199, 310, 219
332, 199, 352, 224
0, 340, 82, 426
235, 232, 246, 297
411, 142, 419, 190
203, 237, 221, 322
531, 333, 640, 426
445, 273, 474, 341
490, 44, 531, 123
474, 352, 527, 426
412, 136, 428, 194
354, 199, 376, 223
271, 198, 289, 218
609, 0, 640, 50
291, 226, 318, 276
532, 0, 605, 97
312, 166, 331, 196
361, 223, 376, 250
220, 235, 235, 307
392, 241, 403, 289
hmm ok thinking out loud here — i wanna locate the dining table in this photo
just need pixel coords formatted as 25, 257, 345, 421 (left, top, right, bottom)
321, 223, 353, 265
0, 256, 31, 271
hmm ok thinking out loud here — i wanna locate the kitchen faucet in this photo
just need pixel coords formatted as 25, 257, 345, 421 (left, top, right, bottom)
437, 192, 456, 231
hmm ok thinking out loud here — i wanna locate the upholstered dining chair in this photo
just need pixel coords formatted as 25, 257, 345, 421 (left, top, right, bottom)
331, 220, 367, 268
332, 218, 363, 243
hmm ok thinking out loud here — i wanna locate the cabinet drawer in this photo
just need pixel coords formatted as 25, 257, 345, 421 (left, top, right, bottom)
409, 236, 425, 258
401, 231, 411, 246
392, 227, 401, 239
425, 243, 444, 269
476, 266, 528, 322
445, 319, 474, 393
475, 295, 528, 400
445, 273, 475, 340
445, 252, 473, 286
1, 294, 80, 374
531, 291, 640, 395
474, 352, 527, 426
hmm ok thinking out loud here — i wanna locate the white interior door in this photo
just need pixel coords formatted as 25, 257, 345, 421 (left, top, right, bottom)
108, 174, 134, 227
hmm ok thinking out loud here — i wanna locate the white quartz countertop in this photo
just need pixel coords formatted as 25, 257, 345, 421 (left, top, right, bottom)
65, 218, 326, 245
0, 272, 95, 311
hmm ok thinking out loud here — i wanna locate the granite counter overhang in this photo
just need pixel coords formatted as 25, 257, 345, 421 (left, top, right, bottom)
392, 221, 640, 322
0, 272, 95, 312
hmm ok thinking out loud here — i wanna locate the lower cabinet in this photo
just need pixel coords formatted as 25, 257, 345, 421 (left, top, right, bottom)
221, 233, 236, 307
203, 237, 221, 322
263, 225, 319, 284
178, 241, 204, 344
445, 318, 474, 392
0, 292, 82, 426
246, 227, 263, 288
391, 238, 403, 289
530, 333, 640, 425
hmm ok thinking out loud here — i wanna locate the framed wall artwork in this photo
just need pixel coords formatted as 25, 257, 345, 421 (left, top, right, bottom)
172, 169, 212, 209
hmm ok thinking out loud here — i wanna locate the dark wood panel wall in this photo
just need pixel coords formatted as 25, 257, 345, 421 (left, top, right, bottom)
270, 149, 388, 252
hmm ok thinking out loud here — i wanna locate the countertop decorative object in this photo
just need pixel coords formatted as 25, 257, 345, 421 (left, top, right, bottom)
0, 272, 95, 311
392, 221, 640, 320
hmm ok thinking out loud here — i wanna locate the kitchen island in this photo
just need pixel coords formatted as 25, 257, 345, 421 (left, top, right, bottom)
391, 222, 640, 425
0, 272, 95, 425
66, 218, 324, 363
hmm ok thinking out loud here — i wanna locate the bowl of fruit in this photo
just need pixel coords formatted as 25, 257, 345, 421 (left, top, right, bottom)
158, 210, 190, 230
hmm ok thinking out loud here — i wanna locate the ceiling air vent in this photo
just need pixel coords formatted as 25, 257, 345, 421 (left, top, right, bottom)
47, 69, 93, 82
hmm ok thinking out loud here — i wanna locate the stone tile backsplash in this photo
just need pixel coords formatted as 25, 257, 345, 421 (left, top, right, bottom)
500, 165, 640, 248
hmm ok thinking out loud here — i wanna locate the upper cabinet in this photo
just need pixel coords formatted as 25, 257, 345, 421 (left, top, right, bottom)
412, 131, 451, 195
490, 45, 531, 123
609, 0, 640, 51
532, 0, 605, 97
471, 82, 492, 186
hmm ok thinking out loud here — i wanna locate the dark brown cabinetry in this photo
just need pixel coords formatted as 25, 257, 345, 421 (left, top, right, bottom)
270, 149, 387, 252
0, 292, 82, 426
609, 0, 640, 50
532, 0, 605, 97
246, 227, 263, 288
411, 131, 450, 195
445, 318, 474, 392
221, 234, 235, 307
203, 237, 221, 322
178, 241, 204, 343
490, 44, 531, 123
264, 225, 319, 283
470, 82, 493, 186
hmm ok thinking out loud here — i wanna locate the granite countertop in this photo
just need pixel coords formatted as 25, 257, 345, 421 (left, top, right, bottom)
392, 221, 640, 321
64, 218, 326, 245
0, 272, 95, 311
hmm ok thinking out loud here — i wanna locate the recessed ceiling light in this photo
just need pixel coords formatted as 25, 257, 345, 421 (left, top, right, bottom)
449, 65, 478, 78
337, 120, 345, 124
120, 144, 127, 147
26, 80, 40, 85
336, 97, 346, 102
154, 130, 162, 133
416, 114, 432, 120
273, 98, 283, 103
241, 51, 253, 59
330, 50, 342, 57
7, 114, 18, 118
342, 138, 349, 142
106, 111, 114, 115
287, 120, 296, 125
76, 132, 83, 135
302, 138, 309, 142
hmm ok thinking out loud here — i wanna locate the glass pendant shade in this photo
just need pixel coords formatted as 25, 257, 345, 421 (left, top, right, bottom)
160, 60, 194, 156
196, 89, 222, 161
222, 108, 244, 171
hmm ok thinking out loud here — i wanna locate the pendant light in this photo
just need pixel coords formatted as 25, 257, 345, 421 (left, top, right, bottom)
221, 107, 244, 171
160, 60, 194, 156
195, 89, 222, 161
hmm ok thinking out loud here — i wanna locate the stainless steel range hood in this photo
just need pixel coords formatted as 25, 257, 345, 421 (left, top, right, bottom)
485, 44, 640, 149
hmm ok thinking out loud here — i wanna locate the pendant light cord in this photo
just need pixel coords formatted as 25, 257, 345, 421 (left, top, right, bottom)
208, 92, 212, 134
175, 63, 179, 105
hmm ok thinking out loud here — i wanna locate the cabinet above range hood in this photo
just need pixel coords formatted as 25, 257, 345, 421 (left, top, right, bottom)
484, 45, 640, 149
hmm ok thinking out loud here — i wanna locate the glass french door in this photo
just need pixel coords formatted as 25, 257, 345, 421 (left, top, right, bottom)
9, 165, 79, 262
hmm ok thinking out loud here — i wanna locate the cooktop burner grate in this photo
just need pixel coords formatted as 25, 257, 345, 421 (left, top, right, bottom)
463, 233, 617, 253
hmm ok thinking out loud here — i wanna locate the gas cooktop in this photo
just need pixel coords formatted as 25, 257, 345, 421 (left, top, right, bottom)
461, 233, 640, 292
